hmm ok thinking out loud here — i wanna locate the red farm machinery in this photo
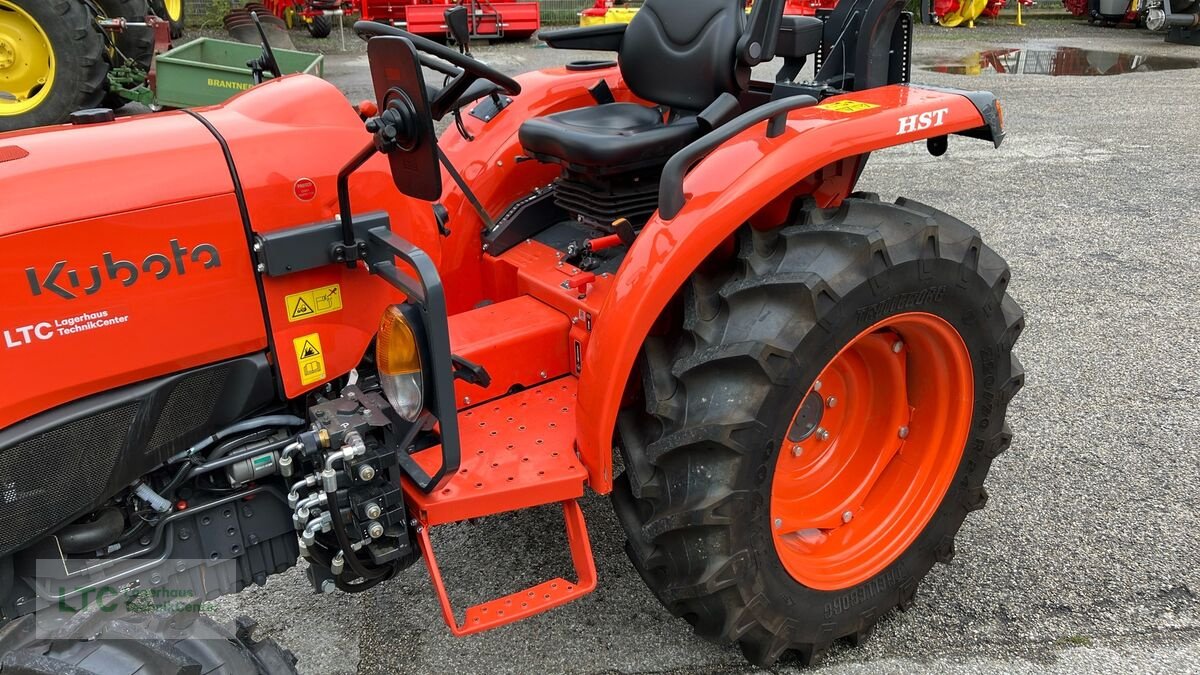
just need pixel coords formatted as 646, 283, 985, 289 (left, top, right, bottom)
358, 0, 540, 40
250, 0, 540, 40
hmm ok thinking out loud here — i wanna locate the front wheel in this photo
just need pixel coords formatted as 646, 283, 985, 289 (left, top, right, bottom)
306, 14, 331, 38
150, 0, 185, 39
612, 195, 1025, 667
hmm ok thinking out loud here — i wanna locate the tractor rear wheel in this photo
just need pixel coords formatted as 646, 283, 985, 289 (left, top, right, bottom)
612, 195, 1024, 667
306, 15, 332, 38
149, 0, 185, 39
0, 0, 107, 131
0, 612, 298, 675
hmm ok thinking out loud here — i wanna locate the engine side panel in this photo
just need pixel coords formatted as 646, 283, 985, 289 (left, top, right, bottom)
0, 111, 235, 233
0, 194, 268, 429
193, 75, 426, 398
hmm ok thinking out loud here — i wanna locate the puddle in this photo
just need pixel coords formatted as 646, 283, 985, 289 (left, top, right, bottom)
918, 47, 1200, 76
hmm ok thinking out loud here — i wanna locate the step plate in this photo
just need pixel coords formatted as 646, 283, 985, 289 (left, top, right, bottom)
404, 378, 586, 525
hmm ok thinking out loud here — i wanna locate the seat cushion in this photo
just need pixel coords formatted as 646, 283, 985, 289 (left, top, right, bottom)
519, 102, 700, 170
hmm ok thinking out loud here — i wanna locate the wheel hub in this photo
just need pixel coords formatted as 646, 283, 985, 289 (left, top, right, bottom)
0, 1, 55, 114
0, 36, 14, 69
770, 312, 974, 591
786, 389, 825, 442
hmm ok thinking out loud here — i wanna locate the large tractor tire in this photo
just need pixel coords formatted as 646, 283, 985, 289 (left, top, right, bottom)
306, 14, 332, 38
0, 612, 298, 675
0, 0, 108, 131
612, 195, 1024, 667
149, 0, 185, 39
95, 0, 154, 70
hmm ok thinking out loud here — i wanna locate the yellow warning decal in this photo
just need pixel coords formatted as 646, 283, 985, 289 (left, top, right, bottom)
285, 284, 343, 322
293, 333, 327, 385
816, 100, 881, 114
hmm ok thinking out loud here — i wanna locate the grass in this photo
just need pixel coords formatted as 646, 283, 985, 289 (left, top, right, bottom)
1054, 635, 1094, 648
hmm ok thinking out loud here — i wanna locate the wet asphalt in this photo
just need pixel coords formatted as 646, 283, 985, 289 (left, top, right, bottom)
208, 20, 1200, 675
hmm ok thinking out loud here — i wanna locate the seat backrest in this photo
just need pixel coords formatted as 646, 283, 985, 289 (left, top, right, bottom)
618, 0, 746, 113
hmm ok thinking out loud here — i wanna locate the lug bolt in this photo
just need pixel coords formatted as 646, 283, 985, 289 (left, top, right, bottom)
774, 518, 782, 529
791, 444, 802, 457
813, 380, 823, 391
892, 341, 904, 353
842, 511, 854, 524
816, 427, 830, 442
898, 426, 910, 439
827, 396, 838, 408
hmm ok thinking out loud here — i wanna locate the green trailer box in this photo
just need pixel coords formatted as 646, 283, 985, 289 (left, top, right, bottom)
154, 38, 325, 109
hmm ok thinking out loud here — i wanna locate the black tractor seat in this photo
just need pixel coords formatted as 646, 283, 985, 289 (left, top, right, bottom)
520, 103, 700, 173
519, 0, 749, 176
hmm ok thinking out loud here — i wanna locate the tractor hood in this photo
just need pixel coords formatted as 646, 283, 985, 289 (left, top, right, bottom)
0, 110, 235, 235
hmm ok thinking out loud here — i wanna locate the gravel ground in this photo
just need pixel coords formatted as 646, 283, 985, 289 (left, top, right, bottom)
207, 19, 1200, 674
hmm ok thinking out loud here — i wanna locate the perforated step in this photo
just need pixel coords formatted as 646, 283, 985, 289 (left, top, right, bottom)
403, 378, 586, 525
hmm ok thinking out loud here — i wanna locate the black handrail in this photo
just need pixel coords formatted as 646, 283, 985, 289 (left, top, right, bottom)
366, 226, 462, 493
659, 94, 818, 220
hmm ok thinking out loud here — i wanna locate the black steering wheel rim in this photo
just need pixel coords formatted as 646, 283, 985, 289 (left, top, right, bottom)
353, 21, 521, 97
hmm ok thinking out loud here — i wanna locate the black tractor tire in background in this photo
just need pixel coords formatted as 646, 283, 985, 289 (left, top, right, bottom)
0, 0, 107, 132
149, 0, 185, 39
0, 612, 298, 675
306, 14, 332, 38
611, 195, 1025, 667
95, 0, 154, 70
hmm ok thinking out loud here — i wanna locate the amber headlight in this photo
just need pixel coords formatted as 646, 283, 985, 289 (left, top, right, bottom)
377, 305, 424, 421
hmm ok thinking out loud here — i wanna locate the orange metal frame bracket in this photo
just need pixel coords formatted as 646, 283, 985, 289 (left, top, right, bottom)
417, 499, 598, 636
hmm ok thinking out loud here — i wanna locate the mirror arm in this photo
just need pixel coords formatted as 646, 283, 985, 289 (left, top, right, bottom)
336, 140, 380, 268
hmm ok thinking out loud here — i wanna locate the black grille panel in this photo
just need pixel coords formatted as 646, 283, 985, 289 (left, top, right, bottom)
147, 364, 231, 455
0, 404, 137, 556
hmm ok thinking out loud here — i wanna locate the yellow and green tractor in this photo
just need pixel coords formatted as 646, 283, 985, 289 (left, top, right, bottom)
0, 0, 182, 132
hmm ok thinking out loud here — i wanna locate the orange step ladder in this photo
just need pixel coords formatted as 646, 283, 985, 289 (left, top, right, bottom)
402, 378, 597, 636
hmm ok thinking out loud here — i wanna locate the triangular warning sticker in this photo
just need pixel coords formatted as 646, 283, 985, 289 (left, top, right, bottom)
300, 341, 320, 358
292, 298, 314, 318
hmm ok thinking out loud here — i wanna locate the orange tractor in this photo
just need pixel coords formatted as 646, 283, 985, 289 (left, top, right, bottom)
0, 0, 1022, 671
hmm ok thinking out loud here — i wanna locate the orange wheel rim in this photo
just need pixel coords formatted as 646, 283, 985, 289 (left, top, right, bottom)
770, 312, 973, 591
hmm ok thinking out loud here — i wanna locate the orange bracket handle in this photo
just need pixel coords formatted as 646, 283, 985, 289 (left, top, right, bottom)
417, 500, 598, 636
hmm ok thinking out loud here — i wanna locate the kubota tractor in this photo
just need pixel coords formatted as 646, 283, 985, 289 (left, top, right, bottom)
0, 0, 1023, 671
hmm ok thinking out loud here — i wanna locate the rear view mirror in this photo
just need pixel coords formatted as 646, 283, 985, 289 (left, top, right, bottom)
445, 6, 471, 54
367, 36, 443, 201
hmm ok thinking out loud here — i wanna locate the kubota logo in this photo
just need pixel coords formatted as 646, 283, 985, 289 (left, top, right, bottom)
24, 239, 222, 301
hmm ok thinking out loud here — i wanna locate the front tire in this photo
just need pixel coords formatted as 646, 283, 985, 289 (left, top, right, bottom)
306, 15, 331, 38
0, 612, 297, 675
612, 195, 1025, 667
149, 0, 185, 39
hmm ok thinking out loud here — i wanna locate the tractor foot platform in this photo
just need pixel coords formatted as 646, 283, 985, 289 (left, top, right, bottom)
402, 379, 596, 635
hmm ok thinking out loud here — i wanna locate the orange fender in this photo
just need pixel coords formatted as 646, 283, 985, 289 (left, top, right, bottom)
575, 84, 1002, 493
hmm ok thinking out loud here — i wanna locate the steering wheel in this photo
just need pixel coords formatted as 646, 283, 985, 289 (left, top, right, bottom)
249, 12, 283, 83
353, 21, 521, 120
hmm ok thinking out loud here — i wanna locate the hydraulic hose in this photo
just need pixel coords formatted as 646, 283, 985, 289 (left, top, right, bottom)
328, 487, 390, 581
55, 508, 126, 554
168, 415, 306, 463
